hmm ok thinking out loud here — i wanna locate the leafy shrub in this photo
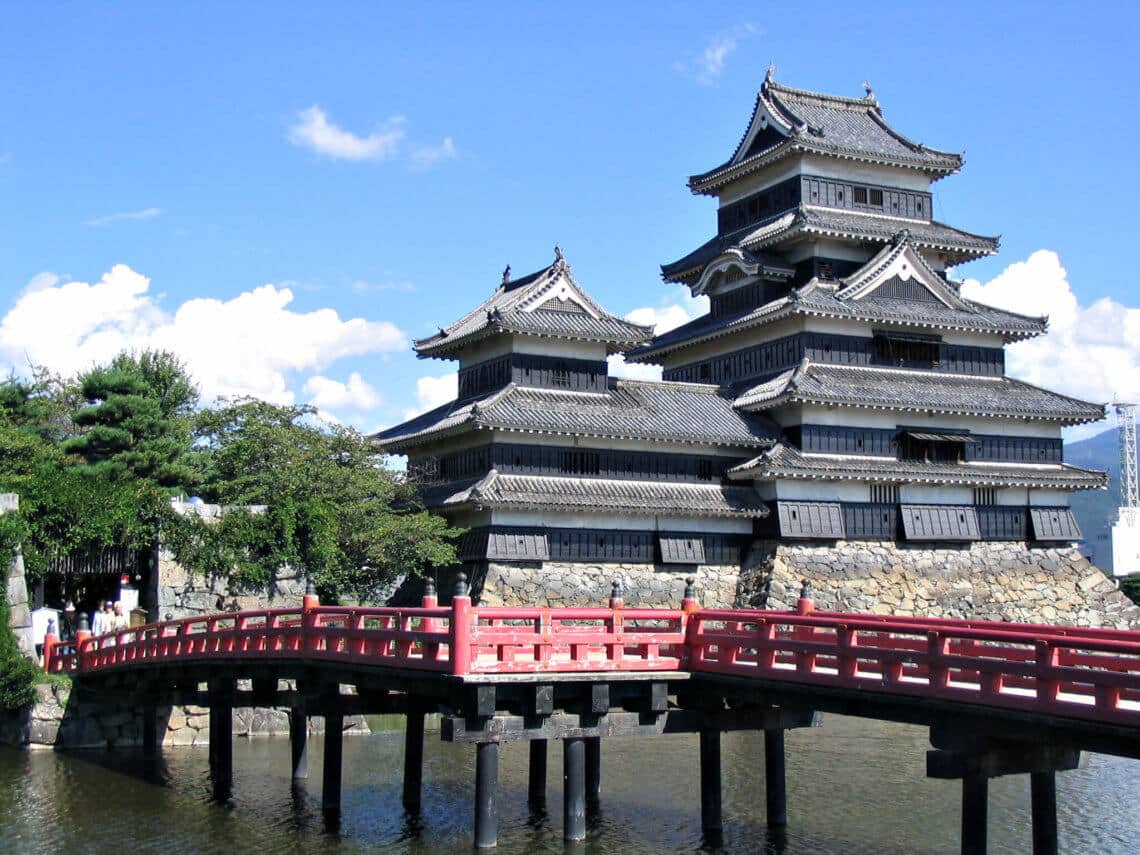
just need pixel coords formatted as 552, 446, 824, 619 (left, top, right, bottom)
0, 594, 38, 711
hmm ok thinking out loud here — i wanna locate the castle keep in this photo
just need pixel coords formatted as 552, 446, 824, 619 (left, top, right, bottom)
375, 74, 1116, 616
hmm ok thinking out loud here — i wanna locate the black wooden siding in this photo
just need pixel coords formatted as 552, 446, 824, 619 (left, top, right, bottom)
1029, 508, 1082, 541
843, 503, 898, 539
460, 527, 746, 565
800, 175, 932, 220
663, 331, 1004, 386
458, 353, 607, 398
976, 506, 1028, 540
785, 426, 1061, 465
900, 505, 981, 541
776, 501, 846, 539
428, 443, 744, 485
716, 177, 801, 235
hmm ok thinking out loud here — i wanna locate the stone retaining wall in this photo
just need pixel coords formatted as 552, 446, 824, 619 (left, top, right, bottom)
738, 540, 1140, 629
157, 550, 307, 620
0, 681, 368, 750
477, 561, 740, 608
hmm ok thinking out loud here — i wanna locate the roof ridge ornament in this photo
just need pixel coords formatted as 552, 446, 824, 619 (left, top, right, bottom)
765, 63, 776, 86
862, 80, 880, 112
502, 265, 511, 286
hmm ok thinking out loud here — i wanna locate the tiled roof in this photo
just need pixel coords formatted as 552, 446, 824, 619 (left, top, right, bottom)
728, 443, 1108, 491
662, 207, 996, 285
630, 278, 1044, 362
414, 255, 651, 358
690, 75, 962, 194
430, 470, 769, 518
372, 378, 782, 452
733, 362, 1106, 425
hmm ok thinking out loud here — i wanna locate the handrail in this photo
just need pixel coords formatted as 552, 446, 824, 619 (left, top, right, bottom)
40, 586, 1140, 728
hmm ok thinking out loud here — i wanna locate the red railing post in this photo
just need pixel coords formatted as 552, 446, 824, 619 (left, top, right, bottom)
1036, 640, 1060, 705
42, 621, 59, 674
608, 580, 624, 663
796, 580, 815, 615
303, 579, 320, 652
74, 612, 92, 672
681, 577, 701, 666
450, 573, 472, 675
422, 578, 440, 662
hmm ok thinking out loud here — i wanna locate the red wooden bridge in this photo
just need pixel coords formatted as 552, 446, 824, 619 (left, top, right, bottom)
43, 578, 1140, 854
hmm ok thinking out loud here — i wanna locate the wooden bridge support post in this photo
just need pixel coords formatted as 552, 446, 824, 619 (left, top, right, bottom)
585, 736, 602, 801
207, 678, 234, 799
403, 707, 425, 812
290, 705, 308, 779
528, 739, 547, 806
764, 728, 788, 828
961, 773, 988, 855
563, 737, 587, 842
1030, 771, 1057, 855
474, 741, 499, 848
322, 705, 344, 813
699, 729, 723, 840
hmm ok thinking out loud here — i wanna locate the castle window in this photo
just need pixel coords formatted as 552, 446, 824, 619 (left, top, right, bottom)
552, 361, 570, 388
973, 487, 997, 506
870, 484, 900, 504
869, 189, 884, 206
559, 449, 600, 476
874, 333, 941, 367
853, 187, 867, 204
697, 459, 714, 481
898, 430, 972, 463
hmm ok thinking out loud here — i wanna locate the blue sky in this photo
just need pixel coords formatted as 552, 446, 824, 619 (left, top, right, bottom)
1, 2, 1137, 435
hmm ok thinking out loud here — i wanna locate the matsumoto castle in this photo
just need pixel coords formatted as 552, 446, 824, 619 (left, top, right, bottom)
375, 73, 1107, 603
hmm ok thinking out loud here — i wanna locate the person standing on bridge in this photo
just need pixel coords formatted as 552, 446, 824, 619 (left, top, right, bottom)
109, 602, 129, 633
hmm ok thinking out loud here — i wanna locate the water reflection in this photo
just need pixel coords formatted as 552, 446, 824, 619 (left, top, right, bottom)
0, 715, 1136, 853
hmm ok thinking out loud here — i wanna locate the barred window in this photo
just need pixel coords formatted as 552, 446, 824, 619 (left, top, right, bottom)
870, 484, 900, 504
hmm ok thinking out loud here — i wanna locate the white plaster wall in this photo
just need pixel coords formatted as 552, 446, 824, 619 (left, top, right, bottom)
774, 480, 869, 501
489, 508, 752, 534
1111, 512, 1140, 577
898, 484, 973, 503
457, 335, 608, 368
795, 405, 1063, 438
486, 429, 752, 457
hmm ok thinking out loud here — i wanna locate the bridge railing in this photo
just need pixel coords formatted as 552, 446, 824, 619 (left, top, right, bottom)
687, 609, 1140, 727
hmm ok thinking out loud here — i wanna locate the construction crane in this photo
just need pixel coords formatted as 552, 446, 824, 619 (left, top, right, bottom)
1111, 402, 1139, 576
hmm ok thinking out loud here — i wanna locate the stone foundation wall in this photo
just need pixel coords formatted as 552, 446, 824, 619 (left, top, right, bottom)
0, 681, 368, 750
3, 494, 34, 660
739, 540, 1140, 629
157, 550, 308, 620
477, 561, 740, 608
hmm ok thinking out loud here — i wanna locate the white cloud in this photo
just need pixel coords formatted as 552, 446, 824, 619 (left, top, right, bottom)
675, 23, 757, 84
287, 105, 457, 168
608, 287, 709, 381
410, 137, 457, 169
0, 264, 407, 407
303, 371, 382, 414
960, 249, 1137, 411
288, 106, 405, 161
402, 372, 458, 420
84, 207, 161, 227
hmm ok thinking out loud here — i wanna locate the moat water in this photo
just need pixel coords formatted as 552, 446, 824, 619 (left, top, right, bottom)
1, 714, 1136, 854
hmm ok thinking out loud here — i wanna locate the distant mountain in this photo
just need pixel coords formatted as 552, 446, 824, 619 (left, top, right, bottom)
1065, 427, 1119, 571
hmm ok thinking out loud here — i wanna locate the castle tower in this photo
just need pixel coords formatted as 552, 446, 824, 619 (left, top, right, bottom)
625, 72, 1105, 544
374, 250, 779, 602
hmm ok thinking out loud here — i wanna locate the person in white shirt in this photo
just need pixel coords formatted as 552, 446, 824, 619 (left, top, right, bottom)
91, 601, 111, 635
110, 602, 129, 632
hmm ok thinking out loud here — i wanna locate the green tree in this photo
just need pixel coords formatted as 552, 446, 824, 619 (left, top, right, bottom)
0, 372, 158, 578
169, 398, 461, 601
64, 349, 198, 488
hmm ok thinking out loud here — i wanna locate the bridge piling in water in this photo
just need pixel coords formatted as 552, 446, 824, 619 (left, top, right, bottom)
403, 707, 425, 811
764, 728, 788, 828
563, 737, 587, 842
141, 703, 158, 757
528, 739, 547, 806
585, 736, 601, 802
290, 705, 308, 779
699, 728, 723, 840
1030, 771, 1058, 855
474, 741, 499, 848
207, 678, 234, 800
322, 700, 344, 813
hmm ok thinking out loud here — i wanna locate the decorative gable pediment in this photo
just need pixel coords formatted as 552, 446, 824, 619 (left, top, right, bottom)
518, 266, 601, 318
836, 234, 967, 309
